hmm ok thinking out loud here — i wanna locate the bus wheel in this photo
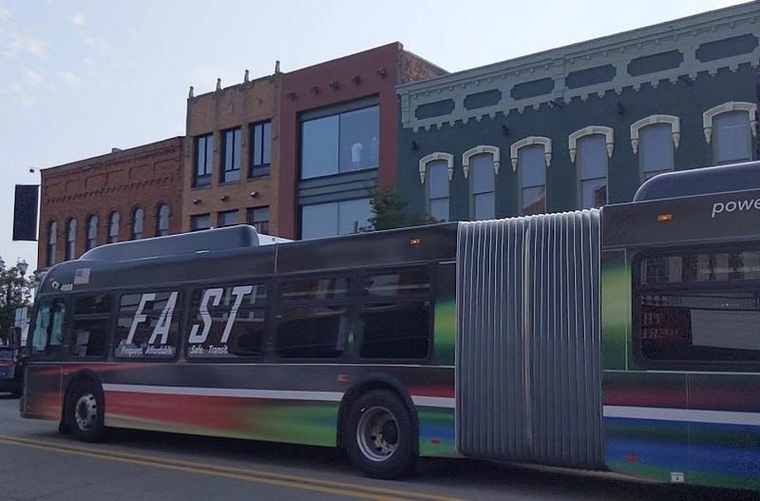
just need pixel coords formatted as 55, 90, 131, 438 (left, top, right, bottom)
344, 390, 416, 479
67, 380, 106, 443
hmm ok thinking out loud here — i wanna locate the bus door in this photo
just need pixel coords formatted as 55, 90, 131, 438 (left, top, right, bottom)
23, 298, 69, 420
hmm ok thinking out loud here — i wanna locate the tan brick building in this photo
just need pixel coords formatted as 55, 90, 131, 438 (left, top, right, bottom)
183, 71, 279, 235
38, 137, 184, 269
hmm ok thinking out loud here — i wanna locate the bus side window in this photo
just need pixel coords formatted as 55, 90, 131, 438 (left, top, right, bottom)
50, 302, 67, 351
30, 299, 68, 355
70, 295, 111, 358
31, 301, 52, 354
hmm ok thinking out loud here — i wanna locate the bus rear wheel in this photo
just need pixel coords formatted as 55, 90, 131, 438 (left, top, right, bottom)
344, 390, 416, 479
66, 380, 106, 443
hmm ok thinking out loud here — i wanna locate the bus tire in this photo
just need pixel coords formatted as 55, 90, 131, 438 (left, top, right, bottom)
344, 389, 416, 479
66, 380, 106, 443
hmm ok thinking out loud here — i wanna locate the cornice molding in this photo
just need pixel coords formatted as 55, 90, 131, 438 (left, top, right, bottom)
398, 3, 760, 131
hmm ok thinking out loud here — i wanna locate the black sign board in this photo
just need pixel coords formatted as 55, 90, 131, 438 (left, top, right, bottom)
13, 184, 39, 241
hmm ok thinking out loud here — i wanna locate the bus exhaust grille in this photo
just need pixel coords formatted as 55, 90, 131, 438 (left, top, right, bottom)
456, 210, 603, 470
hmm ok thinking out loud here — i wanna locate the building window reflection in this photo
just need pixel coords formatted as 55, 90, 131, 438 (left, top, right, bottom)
300, 104, 379, 179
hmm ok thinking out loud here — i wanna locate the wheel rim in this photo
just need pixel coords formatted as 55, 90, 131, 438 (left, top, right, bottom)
356, 405, 399, 462
74, 393, 98, 431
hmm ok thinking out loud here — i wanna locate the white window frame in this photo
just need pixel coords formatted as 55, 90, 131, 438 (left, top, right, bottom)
66, 218, 77, 260
575, 133, 609, 208
86, 215, 98, 250
419, 153, 452, 223
157, 204, 171, 236
510, 136, 552, 171
569, 126, 614, 163
463, 149, 497, 220
108, 211, 120, 243
630, 115, 680, 154
131, 207, 144, 240
47, 221, 57, 266
512, 137, 551, 215
418, 152, 454, 184
462, 145, 500, 179
703, 101, 758, 144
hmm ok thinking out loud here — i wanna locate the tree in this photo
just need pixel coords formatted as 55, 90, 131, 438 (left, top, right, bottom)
364, 185, 409, 231
0, 260, 34, 345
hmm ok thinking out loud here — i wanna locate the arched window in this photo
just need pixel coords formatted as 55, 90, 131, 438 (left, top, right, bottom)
47, 221, 57, 267
703, 102, 757, 164
570, 126, 613, 209
630, 115, 679, 181
86, 215, 98, 250
66, 218, 77, 260
156, 204, 170, 237
132, 207, 144, 240
419, 152, 453, 223
108, 211, 120, 243
463, 146, 499, 221
511, 137, 551, 215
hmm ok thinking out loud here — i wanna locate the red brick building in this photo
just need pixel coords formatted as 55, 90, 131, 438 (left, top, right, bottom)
277, 42, 446, 239
38, 137, 184, 268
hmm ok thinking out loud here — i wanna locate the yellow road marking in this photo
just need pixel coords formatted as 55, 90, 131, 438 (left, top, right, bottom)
0, 435, 466, 501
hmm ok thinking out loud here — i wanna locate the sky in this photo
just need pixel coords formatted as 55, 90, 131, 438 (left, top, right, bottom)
0, 0, 748, 273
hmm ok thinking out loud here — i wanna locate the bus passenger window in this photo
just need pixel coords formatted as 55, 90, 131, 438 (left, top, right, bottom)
113, 291, 179, 359
186, 285, 267, 359
359, 302, 430, 359
276, 306, 348, 359
281, 277, 349, 301
637, 249, 760, 363
69, 295, 111, 358
31, 301, 52, 354
70, 319, 108, 358
358, 270, 432, 359
361, 271, 431, 297
50, 303, 67, 349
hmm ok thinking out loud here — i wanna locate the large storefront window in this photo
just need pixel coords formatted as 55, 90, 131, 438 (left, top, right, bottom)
301, 105, 379, 179
300, 199, 373, 239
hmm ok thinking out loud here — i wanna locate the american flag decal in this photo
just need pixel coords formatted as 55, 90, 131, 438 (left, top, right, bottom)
73, 268, 91, 285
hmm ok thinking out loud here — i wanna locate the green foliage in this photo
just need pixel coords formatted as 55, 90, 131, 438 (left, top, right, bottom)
363, 185, 409, 231
0, 264, 34, 345
361, 185, 438, 232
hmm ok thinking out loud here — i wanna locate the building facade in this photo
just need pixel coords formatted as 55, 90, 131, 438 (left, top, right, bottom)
278, 43, 446, 239
38, 137, 184, 269
397, 3, 759, 223
183, 71, 279, 235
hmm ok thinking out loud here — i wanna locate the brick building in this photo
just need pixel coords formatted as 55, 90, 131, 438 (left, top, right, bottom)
38, 137, 184, 269
277, 42, 446, 239
37, 42, 445, 268
184, 70, 279, 235
184, 43, 445, 240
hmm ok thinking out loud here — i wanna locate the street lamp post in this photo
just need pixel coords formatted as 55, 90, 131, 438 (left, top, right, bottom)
18, 259, 28, 277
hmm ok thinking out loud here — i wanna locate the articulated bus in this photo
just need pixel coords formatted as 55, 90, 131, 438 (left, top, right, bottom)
21, 161, 760, 491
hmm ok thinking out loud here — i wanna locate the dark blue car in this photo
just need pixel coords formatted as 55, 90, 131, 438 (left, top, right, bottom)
0, 347, 22, 398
